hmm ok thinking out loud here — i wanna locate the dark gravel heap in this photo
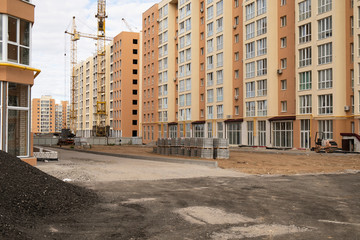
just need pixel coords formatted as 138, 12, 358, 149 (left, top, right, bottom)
0, 151, 98, 239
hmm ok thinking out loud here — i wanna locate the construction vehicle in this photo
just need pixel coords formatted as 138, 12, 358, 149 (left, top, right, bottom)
57, 129, 75, 146
314, 132, 338, 153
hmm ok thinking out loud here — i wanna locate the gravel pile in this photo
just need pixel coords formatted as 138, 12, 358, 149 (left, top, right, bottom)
0, 151, 98, 239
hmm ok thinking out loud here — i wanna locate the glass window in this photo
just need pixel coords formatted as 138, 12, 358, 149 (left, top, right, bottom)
227, 122, 241, 145
7, 83, 30, 157
273, 121, 293, 148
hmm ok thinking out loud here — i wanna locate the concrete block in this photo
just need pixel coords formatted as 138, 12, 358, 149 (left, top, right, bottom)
214, 148, 230, 159
197, 138, 214, 148
197, 148, 214, 159
213, 138, 229, 148
190, 148, 197, 157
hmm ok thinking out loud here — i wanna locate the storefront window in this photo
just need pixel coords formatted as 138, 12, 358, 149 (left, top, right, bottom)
7, 83, 30, 157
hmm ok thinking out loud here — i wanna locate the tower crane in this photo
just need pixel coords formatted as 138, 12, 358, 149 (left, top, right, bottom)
65, 0, 112, 136
122, 18, 137, 32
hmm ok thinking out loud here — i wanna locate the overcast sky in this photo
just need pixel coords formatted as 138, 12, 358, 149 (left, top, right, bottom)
31, 0, 158, 102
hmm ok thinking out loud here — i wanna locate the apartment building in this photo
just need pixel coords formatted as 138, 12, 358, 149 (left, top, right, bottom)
31, 96, 55, 133
140, 0, 356, 149
74, 32, 140, 138
55, 100, 69, 132
0, 0, 40, 164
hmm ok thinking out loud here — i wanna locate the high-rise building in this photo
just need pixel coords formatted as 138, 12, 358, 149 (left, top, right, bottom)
73, 31, 140, 138
140, 0, 356, 149
31, 96, 55, 133
0, 0, 40, 165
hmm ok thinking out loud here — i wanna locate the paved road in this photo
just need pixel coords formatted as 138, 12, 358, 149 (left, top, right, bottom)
36, 149, 360, 240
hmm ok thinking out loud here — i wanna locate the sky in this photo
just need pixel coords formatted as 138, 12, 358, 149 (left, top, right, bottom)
31, 0, 158, 102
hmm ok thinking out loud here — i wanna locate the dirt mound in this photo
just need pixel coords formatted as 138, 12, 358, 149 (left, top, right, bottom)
0, 151, 98, 239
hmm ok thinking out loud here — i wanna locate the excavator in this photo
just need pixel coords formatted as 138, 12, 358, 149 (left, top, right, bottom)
314, 132, 338, 153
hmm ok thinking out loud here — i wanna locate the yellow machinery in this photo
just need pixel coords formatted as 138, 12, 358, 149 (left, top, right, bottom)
314, 132, 338, 153
65, 0, 111, 136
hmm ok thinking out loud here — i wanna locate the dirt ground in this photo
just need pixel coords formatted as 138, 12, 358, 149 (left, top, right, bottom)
63, 145, 360, 175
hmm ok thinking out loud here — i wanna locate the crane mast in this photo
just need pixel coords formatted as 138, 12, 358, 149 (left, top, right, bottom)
65, 0, 110, 136
69, 17, 78, 134
95, 0, 108, 136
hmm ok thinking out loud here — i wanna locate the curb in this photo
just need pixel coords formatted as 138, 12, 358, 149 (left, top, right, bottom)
46, 146, 219, 168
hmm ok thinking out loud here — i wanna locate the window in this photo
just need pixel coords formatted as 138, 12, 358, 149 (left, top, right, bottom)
246, 62, 255, 78
280, 16, 287, 27
280, 37, 287, 48
299, 0, 311, 21
318, 68, 332, 89
318, 43, 332, 65
246, 42, 255, 59
257, 59, 267, 76
207, 22, 214, 37
247, 121, 254, 146
246, 82, 255, 98
207, 122, 213, 138
318, 94, 333, 115
256, 0, 267, 15
234, 0, 239, 8
257, 38, 267, 56
0, 15, 3, 61
299, 95, 312, 114
257, 79, 267, 96
207, 72, 214, 86
207, 39, 214, 53
281, 80, 287, 90
246, 101, 255, 117
257, 100, 267, 116
6, 16, 31, 65
217, 87, 223, 102
207, 56, 213, 69
318, 120, 333, 139
217, 70, 223, 84
246, 23, 255, 39
217, 122, 224, 138
216, 35, 223, 51
299, 71, 312, 90
235, 34, 239, 43
273, 121, 293, 148
300, 119, 311, 149
207, 5, 214, 20
207, 106, 213, 119
227, 122, 241, 145
299, 23, 311, 44
216, 0, 223, 16
299, 47, 312, 67
194, 124, 204, 138
281, 0, 286, 6
281, 58, 287, 69
7, 83, 30, 157
245, 2, 255, 20
318, 16, 332, 40
216, 17, 223, 33
217, 105, 223, 119
318, 0, 332, 14
281, 101, 287, 112
257, 17, 267, 36
258, 121, 266, 146
207, 89, 214, 103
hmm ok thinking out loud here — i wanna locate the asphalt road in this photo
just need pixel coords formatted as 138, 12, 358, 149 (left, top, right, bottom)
35, 148, 360, 240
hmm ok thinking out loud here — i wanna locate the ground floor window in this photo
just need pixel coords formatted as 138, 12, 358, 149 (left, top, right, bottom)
300, 119, 310, 149
272, 121, 293, 148
318, 120, 333, 140
258, 121, 266, 146
217, 122, 224, 138
186, 123, 191, 137
158, 124, 161, 138
7, 82, 30, 157
169, 125, 177, 138
179, 124, 184, 138
193, 124, 204, 138
247, 121, 254, 146
227, 122, 241, 145
163, 124, 168, 138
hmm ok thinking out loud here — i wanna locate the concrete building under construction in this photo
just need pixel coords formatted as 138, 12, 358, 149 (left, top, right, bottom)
73, 32, 140, 138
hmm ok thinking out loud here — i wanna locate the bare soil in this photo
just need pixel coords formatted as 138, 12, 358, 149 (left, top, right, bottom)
65, 145, 360, 175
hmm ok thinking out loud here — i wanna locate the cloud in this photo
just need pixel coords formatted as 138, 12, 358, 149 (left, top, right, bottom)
31, 0, 158, 102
